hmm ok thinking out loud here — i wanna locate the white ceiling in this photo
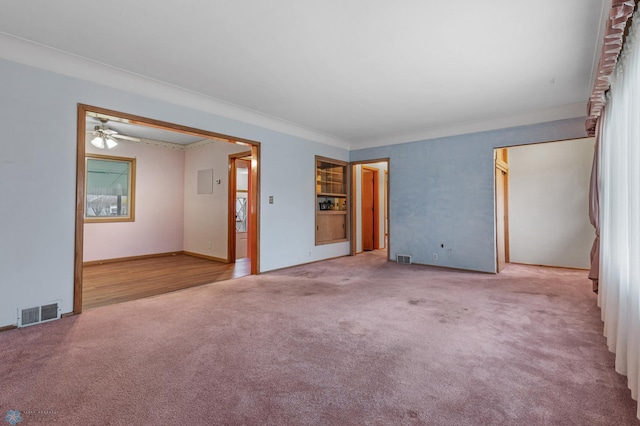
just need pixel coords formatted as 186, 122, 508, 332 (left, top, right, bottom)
0, 1, 606, 149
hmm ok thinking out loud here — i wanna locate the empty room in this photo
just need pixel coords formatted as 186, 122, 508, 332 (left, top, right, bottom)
1, 1, 639, 424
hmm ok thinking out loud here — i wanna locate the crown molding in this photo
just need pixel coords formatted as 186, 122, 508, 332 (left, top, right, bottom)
0, 32, 349, 150
184, 139, 220, 150
349, 102, 588, 150
0, 32, 590, 152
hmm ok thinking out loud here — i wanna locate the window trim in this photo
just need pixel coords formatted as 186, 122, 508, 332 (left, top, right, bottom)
84, 153, 136, 223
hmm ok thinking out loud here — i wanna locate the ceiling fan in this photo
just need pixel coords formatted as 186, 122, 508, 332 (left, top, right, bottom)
90, 118, 140, 149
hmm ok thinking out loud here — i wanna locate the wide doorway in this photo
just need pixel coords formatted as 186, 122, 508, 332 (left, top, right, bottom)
74, 105, 260, 313
494, 137, 595, 273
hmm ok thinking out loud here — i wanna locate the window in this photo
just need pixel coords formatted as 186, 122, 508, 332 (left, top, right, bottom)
85, 154, 136, 222
235, 196, 248, 232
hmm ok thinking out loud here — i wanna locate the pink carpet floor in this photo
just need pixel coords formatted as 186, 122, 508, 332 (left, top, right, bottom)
1, 252, 637, 425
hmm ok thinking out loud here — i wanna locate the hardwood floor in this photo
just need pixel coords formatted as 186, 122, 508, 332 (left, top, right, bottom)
82, 254, 251, 310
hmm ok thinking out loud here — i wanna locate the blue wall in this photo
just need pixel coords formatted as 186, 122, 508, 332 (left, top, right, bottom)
350, 118, 587, 272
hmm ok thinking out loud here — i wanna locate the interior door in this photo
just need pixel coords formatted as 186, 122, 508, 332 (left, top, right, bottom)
228, 152, 252, 264
235, 159, 250, 259
362, 168, 374, 251
384, 170, 388, 249
362, 167, 379, 251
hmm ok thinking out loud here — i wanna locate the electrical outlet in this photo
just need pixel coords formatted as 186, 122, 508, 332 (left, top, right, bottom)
433, 253, 438, 260
208, 241, 212, 249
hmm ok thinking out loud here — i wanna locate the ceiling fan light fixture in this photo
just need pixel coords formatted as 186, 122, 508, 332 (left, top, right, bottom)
105, 137, 118, 149
91, 135, 105, 149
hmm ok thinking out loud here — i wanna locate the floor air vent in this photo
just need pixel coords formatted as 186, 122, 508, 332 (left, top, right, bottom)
18, 303, 60, 327
396, 254, 412, 264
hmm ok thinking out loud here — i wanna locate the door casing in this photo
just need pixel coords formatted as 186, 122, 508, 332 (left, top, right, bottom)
495, 148, 509, 272
350, 159, 390, 259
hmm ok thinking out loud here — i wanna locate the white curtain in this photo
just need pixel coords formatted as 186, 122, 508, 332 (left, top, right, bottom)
598, 8, 640, 419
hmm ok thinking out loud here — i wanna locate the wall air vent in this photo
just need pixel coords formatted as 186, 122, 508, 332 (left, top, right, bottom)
396, 254, 412, 264
18, 303, 61, 327
20, 307, 40, 326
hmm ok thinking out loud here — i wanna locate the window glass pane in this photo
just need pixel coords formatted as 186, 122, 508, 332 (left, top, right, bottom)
86, 157, 133, 219
236, 194, 248, 232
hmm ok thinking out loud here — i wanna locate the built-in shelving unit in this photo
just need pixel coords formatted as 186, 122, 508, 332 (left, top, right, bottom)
316, 156, 348, 245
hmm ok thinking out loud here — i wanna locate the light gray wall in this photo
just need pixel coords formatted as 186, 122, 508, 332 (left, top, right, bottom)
508, 138, 594, 269
350, 118, 588, 273
84, 136, 186, 262
0, 54, 589, 328
183, 141, 248, 259
0, 58, 349, 327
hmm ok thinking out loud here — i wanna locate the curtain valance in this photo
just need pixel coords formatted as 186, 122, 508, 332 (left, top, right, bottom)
585, 0, 636, 136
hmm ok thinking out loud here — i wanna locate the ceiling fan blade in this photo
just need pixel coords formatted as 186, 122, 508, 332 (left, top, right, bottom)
112, 134, 141, 142
86, 111, 131, 124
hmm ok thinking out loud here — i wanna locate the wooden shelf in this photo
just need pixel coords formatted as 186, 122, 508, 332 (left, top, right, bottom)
315, 156, 349, 245
317, 192, 347, 197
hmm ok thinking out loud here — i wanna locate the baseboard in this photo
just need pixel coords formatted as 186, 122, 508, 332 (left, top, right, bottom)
183, 251, 228, 264
84, 251, 229, 266
83, 251, 182, 266
264, 254, 349, 274
0, 312, 74, 333
356, 247, 385, 254
404, 261, 495, 275
509, 261, 589, 271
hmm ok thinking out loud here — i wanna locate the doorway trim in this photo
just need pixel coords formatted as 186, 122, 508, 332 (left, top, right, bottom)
349, 158, 390, 259
494, 148, 510, 273
74, 104, 261, 314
